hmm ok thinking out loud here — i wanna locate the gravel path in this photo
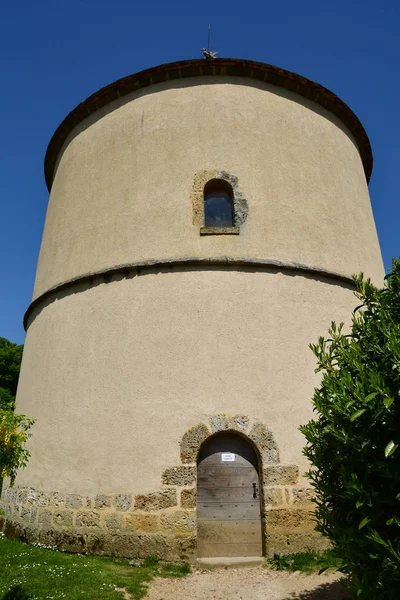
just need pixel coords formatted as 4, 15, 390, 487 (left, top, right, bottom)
145, 568, 348, 600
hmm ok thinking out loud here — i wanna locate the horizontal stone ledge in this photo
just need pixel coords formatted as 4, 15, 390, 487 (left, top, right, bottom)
200, 227, 240, 235
24, 256, 355, 330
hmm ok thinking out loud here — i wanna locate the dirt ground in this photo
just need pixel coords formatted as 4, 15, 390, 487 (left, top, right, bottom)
145, 567, 348, 600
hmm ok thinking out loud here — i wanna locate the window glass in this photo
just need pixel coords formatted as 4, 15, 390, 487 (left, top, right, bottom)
204, 181, 234, 227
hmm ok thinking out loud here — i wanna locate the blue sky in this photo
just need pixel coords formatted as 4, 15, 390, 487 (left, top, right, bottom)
0, 0, 399, 344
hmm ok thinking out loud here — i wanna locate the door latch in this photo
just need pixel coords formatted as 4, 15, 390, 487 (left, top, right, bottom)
252, 482, 258, 499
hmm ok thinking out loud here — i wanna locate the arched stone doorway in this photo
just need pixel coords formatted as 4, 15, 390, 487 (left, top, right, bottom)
197, 432, 263, 558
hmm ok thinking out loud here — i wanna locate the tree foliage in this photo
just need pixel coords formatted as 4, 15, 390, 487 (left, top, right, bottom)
300, 259, 400, 599
0, 337, 23, 404
0, 337, 33, 486
0, 411, 34, 484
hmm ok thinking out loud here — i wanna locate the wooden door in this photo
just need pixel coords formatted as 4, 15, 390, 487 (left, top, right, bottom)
197, 433, 263, 557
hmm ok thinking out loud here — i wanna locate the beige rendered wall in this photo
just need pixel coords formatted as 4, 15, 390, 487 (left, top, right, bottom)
33, 76, 383, 300
18, 270, 356, 495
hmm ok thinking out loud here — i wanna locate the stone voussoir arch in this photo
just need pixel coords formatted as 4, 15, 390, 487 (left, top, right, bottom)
163, 414, 321, 558
179, 414, 279, 467
161, 413, 300, 504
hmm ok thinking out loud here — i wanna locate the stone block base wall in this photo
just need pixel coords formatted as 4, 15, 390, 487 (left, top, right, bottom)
0, 483, 196, 561
262, 465, 329, 556
0, 415, 329, 560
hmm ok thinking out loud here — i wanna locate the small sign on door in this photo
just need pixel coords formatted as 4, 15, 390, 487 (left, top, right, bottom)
221, 452, 235, 462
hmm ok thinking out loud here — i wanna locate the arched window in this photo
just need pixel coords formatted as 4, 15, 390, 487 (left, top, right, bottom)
204, 179, 234, 227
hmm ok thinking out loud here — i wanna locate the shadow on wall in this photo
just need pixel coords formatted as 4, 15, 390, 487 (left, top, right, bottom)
1, 587, 31, 600
284, 579, 348, 599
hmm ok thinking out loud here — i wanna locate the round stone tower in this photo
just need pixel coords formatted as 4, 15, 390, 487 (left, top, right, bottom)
1, 59, 383, 562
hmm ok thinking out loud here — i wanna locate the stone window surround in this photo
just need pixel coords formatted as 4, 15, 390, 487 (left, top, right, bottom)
200, 226, 240, 235
191, 170, 248, 235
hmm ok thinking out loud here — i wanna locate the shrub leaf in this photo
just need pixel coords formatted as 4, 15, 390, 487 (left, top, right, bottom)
383, 396, 394, 409
350, 409, 366, 422
358, 517, 370, 530
384, 440, 398, 458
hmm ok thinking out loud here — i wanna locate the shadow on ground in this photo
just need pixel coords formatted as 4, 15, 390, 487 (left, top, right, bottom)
284, 579, 348, 599
1, 586, 31, 600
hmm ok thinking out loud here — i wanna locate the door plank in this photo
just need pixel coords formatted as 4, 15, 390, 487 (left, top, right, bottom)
197, 433, 263, 558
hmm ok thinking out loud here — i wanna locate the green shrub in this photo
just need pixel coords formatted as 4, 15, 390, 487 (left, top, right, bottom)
266, 550, 342, 573
300, 259, 400, 599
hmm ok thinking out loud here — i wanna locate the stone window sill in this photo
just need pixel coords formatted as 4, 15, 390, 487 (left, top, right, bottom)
200, 227, 240, 236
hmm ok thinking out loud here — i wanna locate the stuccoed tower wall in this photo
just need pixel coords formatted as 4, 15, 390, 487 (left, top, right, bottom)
0, 59, 384, 560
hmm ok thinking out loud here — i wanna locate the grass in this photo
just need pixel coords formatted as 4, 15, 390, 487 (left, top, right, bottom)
0, 533, 190, 600
266, 549, 343, 574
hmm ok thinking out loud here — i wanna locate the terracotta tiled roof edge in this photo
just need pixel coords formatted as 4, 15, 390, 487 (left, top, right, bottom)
44, 58, 373, 190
